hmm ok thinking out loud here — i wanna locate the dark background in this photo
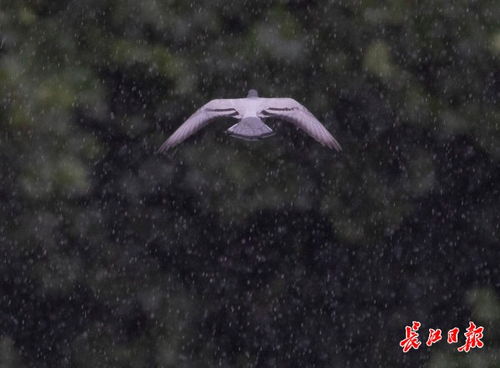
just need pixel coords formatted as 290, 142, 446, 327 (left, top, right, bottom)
1, 0, 499, 367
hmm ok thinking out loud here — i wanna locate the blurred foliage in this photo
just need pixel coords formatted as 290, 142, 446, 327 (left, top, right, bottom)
0, 0, 499, 367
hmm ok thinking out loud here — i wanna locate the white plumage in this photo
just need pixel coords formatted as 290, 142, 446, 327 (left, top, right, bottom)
158, 89, 341, 152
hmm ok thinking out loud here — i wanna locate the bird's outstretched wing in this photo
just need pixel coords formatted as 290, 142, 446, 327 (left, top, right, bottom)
158, 99, 237, 152
262, 98, 341, 151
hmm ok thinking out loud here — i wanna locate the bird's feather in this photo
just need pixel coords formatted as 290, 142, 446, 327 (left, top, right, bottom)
262, 98, 341, 151
158, 99, 237, 152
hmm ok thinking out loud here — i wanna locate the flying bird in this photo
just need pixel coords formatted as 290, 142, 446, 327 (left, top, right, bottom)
158, 89, 341, 152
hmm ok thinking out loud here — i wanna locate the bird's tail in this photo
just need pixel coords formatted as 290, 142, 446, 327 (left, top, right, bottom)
226, 117, 274, 141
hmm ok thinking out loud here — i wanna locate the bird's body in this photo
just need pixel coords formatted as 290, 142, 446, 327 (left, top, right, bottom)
158, 89, 341, 152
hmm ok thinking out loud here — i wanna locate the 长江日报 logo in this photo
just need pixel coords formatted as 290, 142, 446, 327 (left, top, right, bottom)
399, 321, 484, 353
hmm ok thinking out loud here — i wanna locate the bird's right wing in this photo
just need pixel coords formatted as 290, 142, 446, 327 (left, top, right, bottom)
158, 99, 237, 152
262, 98, 341, 151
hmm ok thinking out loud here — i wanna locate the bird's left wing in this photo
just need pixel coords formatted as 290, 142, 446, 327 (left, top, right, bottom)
261, 98, 341, 151
158, 99, 237, 152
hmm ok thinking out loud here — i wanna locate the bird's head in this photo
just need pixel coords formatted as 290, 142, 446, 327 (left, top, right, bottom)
247, 89, 259, 98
